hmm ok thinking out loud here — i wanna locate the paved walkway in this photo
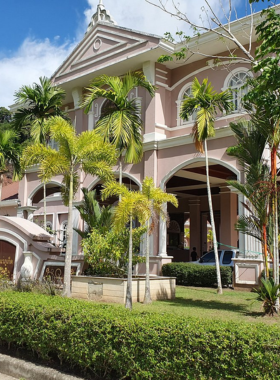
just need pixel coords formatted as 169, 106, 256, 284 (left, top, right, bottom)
0, 374, 18, 380
0, 353, 84, 380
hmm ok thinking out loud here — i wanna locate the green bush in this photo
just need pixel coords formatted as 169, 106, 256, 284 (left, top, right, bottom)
0, 292, 280, 379
162, 262, 232, 287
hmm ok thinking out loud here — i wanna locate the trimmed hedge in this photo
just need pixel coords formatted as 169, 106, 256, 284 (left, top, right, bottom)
162, 262, 232, 287
0, 292, 280, 379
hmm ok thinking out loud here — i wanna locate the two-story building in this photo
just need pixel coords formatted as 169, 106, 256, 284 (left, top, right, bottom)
1, 1, 264, 281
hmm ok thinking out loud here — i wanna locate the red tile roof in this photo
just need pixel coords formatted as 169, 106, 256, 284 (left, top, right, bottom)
1, 180, 19, 201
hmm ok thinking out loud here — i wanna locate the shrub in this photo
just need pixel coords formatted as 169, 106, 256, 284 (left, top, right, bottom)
253, 278, 280, 316
162, 262, 232, 287
82, 226, 145, 277
0, 292, 280, 379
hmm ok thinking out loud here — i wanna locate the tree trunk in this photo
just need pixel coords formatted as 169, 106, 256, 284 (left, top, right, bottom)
119, 155, 122, 201
263, 224, 269, 278
43, 181, 47, 230
271, 145, 279, 310
144, 219, 152, 304
125, 215, 133, 310
62, 170, 74, 297
205, 140, 223, 294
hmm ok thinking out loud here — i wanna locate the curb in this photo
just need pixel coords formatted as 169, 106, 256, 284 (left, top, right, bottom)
0, 353, 85, 380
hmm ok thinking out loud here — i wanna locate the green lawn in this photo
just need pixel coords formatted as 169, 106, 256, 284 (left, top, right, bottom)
124, 286, 280, 325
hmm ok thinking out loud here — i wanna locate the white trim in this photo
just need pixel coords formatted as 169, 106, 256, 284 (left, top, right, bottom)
156, 74, 168, 80
0, 228, 28, 251
59, 41, 146, 77
159, 156, 240, 190
143, 132, 166, 143
157, 60, 251, 93
234, 261, 260, 285
31, 251, 41, 279
156, 68, 168, 74
143, 125, 234, 152
0, 199, 19, 207
88, 171, 142, 191
155, 81, 169, 88
39, 261, 81, 281
0, 229, 29, 282
221, 66, 253, 91
0, 236, 19, 282
28, 181, 62, 205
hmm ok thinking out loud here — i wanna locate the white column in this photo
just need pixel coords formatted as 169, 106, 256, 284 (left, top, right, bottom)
158, 203, 167, 256
72, 208, 80, 256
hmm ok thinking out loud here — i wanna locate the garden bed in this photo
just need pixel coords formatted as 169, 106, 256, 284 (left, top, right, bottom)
71, 275, 176, 303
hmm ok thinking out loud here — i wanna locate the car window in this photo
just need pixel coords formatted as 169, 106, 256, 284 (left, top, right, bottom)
201, 251, 222, 262
202, 251, 215, 262
223, 251, 233, 264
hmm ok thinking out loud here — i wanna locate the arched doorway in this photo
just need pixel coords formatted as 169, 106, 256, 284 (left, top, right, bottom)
0, 240, 16, 280
162, 159, 239, 261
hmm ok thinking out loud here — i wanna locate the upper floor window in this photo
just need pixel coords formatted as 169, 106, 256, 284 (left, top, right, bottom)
227, 71, 251, 112
177, 83, 197, 126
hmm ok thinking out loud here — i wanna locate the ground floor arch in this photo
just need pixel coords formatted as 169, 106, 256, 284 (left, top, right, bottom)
159, 158, 241, 261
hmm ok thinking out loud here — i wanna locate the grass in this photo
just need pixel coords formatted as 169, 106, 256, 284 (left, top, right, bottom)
116, 286, 280, 325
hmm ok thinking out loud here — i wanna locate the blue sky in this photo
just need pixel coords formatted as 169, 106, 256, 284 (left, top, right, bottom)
0, 0, 272, 108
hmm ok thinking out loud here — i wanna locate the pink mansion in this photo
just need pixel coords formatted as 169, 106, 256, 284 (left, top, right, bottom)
1, 2, 263, 282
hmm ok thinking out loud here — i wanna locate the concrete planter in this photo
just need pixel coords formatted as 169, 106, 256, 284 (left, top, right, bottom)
71, 276, 176, 303
233, 257, 265, 291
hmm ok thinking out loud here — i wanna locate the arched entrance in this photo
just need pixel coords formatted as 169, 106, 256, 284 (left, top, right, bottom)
0, 240, 16, 279
161, 159, 240, 261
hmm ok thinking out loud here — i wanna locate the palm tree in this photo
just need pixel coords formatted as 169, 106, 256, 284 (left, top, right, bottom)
14, 77, 67, 229
21, 116, 117, 297
102, 181, 150, 310
82, 71, 156, 189
74, 188, 113, 238
180, 77, 232, 294
141, 177, 178, 304
0, 129, 21, 205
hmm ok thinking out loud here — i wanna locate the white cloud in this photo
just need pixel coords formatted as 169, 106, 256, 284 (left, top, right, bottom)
0, 38, 76, 108
0, 0, 242, 108
85, 0, 241, 38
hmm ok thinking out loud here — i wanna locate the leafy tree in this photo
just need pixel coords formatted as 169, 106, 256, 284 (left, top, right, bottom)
82, 226, 145, 278
180, 77, 232, 294
21, 116, 117, 297
244, 7, 280, 290
0, 107, 11, 124
14, 77, 67, 144
141, 177, 178, 304
74, 188, 113, 238
14, 77, 67, 229
82, 72, 156, 189
102, 181, 150, 310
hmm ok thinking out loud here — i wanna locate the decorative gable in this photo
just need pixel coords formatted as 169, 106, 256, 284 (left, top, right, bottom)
53, 23, 160, 84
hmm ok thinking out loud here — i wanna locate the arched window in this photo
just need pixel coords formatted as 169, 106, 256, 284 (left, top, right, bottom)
176, 84, 197, 126
226, 70, 251, 112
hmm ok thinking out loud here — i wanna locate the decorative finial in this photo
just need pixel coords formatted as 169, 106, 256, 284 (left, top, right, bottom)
86, 0, 117, 33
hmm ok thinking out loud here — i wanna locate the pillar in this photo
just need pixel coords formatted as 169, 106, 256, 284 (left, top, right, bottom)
201, 213, 208, 254
220, 186, 238, 250
158, 203, 167, 256
189, 199, 201, 256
